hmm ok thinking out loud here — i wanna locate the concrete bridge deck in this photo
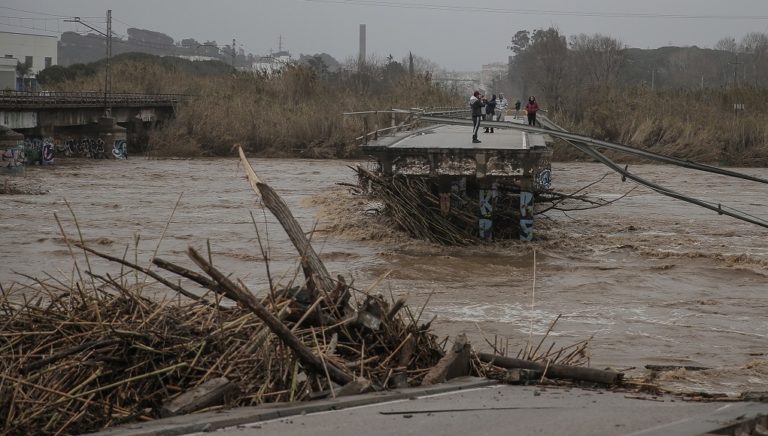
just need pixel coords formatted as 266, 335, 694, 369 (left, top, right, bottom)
382, 117, 547, 151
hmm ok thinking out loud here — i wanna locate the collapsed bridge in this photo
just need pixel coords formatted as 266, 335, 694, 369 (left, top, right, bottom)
350, 108, 768, 244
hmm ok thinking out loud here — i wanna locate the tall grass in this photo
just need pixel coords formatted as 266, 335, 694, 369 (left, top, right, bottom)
50, 58, 462, 157
553, 86, 768, 166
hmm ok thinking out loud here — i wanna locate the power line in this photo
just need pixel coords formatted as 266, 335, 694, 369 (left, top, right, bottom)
0, 5, 100, 19
0, 21, 62, 34
302, 0, 768, 20
0, 15, 65, 21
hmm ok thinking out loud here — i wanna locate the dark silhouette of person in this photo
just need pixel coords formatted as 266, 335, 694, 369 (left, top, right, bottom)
470, 91, 485, 143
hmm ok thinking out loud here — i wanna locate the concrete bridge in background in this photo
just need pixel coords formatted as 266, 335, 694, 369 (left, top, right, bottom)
0, 91, 184, 161
0, 91, 182, 132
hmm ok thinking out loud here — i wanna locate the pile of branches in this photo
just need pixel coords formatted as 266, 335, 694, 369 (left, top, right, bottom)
355, 166, 635, 244
0, 150, 445, 435
355, 166, 477, 245
0, 247, 443, 434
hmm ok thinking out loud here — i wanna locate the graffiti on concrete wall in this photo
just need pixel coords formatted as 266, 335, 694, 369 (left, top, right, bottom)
112, 140, 127, 159
535, 159, 552, 191
22, 138, 54, 165
3, 136, 129, 167
479, 183, 499, 240
519, 191, 534, 241
60, 138, 107, 159
1, 145, 25, 168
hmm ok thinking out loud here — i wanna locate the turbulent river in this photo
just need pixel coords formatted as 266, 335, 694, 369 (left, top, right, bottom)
2, 158, 767, 395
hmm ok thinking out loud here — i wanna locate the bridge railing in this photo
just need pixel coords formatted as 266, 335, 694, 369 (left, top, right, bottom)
0, 91, 188, 108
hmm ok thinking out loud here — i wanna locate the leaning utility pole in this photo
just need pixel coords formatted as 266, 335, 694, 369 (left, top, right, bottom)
105, 9, 112, 116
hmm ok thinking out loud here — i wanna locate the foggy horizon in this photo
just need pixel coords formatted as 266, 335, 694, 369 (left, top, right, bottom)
2, 0, 768, 70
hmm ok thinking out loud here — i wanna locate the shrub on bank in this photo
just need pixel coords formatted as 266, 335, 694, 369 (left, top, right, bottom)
551, 86, 768, 166
47, 56, 462, 158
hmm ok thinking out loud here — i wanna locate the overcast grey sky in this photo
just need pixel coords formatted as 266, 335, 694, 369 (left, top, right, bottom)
3, 0, 768, 70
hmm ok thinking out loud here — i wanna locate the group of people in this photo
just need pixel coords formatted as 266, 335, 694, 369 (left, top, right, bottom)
470, 92, 539, 144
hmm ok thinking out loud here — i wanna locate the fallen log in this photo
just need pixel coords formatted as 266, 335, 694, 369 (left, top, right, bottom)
422, 334, 470, 385
478, 353, 623, 385
160, 377, 237, 417
238, 146, 334, 292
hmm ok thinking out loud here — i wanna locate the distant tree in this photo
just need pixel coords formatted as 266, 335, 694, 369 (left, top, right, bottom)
37, 65, 75, 85
739, 32, 768, 54
569, 33, 625, 85
739, 32, 768, 86
714, 36, 738, 53
15, 62, 32, 91
383, 58, 406, 84
516, 27, 568, 108
306, 55, 330, 79
508, 30, 531, 55
401, 53, 441, 75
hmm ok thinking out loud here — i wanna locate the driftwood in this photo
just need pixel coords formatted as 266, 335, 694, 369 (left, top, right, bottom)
238, 146, 334, 292
422, 334, 471, 385
186, 247, 354, 386
160, 377, 237, 417
478, 353, 623, 385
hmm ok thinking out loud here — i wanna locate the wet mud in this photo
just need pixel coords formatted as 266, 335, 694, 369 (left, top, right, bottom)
1, 158, 766, 395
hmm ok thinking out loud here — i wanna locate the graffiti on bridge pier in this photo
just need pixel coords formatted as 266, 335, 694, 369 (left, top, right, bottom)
21, 138, 55, 165
112, 140, 127, 159
53, 138, 128, 160
2, 136, 128, 167
1, 145, 25, 168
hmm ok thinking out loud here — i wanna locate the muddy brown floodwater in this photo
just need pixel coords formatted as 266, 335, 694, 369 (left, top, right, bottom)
1, 158, 767, 395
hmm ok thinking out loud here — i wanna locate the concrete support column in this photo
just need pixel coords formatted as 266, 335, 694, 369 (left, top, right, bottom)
479, 183, 497, 240
96, 117, 127, 159
519, 191, 534, 241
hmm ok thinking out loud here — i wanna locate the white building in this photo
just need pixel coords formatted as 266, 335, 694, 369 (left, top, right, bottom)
0, 58, 16, 90
252, 51, 291, 74
0, 31, 58, 74
0, 31, 58, 90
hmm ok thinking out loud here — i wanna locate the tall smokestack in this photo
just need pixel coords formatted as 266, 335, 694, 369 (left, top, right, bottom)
358, 24, 366, 70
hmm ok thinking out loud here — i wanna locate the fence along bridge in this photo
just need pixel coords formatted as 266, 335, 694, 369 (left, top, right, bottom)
0, 91, 183, 110
351, 108, 768, 242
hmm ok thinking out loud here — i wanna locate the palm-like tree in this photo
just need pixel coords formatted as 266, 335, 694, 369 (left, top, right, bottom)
16, 61, 31, 91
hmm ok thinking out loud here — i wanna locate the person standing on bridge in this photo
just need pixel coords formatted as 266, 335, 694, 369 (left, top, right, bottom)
525, 96, 540, 126
484, 95, 497, 133
496, 93, 508, 123
470, 91, 485, 143
514, 99, 522, 119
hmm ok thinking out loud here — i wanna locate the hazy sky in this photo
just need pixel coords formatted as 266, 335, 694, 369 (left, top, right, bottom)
3, 0, 768, 70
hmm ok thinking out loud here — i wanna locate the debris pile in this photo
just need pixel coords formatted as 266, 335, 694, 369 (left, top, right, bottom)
0, 148, 622, 434
356, 166, 480, 245
0, 245, 445, 434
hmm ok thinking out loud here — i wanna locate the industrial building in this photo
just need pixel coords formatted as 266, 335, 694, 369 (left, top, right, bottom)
0, 31, 58, 91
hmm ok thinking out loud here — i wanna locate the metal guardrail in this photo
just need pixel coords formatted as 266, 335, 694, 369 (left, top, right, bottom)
0, 91, 187, 109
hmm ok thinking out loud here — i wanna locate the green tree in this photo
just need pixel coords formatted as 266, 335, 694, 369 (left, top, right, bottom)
37, 65, 76, 86
516, 28, 568, 108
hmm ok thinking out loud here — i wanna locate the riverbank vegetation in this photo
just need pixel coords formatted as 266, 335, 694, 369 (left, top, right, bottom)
39, 53, 461, 157
501, 29, 768, 166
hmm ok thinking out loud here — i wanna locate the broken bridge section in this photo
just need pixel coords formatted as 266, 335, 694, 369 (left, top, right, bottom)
361, 114, 552, 241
